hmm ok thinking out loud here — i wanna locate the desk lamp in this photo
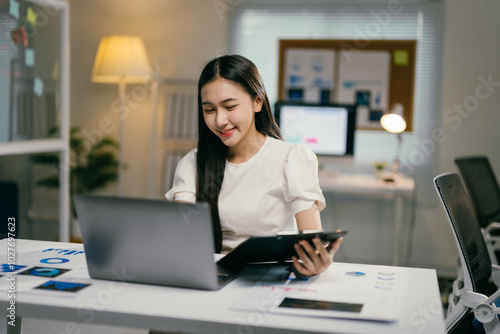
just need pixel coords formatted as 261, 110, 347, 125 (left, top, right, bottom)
380, 103, 406, 174
91, 35, 151, 195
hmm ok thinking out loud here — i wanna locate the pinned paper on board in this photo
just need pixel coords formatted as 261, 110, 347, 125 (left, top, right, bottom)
284, 48, 335, 104
33, 76, 44, 97
26, 6, 38, 26
337, 50, 391, 130
10, 26, 28, 47
9, 0, 20, 19
25, 48, 34, 67
278, 40, 416, 132
393, 50, 409, 66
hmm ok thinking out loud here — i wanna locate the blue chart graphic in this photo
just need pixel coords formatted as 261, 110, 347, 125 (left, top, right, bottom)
345, 271, 366, 277
375, 271, 396, 290
41, 248, 85, 256
19, 266, 70, 278
0, 264, 27, 273
40, 258, 70, 264
35, 280, 90, 293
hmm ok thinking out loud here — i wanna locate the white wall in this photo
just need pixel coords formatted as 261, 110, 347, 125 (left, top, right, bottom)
69, 0, 228, 197
440, 1, 500, 171
410, 0, 500, 274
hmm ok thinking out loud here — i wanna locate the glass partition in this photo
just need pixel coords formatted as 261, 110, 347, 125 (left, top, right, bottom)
1, 0, 62, 142
0, 0, 70, 242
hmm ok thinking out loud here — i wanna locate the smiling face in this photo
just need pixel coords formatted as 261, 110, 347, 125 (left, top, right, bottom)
201, 77, 263, 151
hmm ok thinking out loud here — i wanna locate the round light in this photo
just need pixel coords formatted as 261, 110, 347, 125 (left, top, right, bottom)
380, 113, 407, 134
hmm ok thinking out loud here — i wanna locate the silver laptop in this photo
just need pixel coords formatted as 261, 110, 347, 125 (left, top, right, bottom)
73, 194, 239, 290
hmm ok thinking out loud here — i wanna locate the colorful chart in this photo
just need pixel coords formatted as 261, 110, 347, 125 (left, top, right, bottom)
40, 258, 70, 264
35, 280, 90, 293
0, 264, 27, 273
18, 267, 70, 278
345, 271, 366, 277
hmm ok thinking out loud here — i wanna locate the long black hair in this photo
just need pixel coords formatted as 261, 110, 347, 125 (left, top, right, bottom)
196, 55, 282, 253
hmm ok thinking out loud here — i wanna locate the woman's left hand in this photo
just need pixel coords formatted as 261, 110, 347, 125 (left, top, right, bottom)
292, 236, 343, 277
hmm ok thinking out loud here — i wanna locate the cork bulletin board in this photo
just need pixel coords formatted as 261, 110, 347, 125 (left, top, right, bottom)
278, 39, 416, 131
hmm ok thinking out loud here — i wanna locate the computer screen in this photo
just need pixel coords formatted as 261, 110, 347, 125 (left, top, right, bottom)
274, 102, 356, 156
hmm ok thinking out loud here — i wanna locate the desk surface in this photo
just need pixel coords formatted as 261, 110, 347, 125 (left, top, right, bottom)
318, 171, 415, 196
0, 239, 445, 334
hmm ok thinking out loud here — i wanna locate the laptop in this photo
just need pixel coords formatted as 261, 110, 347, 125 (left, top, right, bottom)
73, 194, 239, 290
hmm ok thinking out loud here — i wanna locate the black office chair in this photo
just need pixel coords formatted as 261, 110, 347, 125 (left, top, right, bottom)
455, 156, 500, 265
434, 173, 500, 334
0, 181, 18, 239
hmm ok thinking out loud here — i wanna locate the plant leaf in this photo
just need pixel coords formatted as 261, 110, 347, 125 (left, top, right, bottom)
33, 126, 120, 194
36, 176, 60, 189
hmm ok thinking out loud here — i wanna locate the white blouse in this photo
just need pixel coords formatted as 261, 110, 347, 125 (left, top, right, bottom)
165, 136, 326, 253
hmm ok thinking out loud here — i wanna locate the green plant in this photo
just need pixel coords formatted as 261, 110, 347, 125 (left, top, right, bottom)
373, 161, 387, 171
32, 126, 120, 216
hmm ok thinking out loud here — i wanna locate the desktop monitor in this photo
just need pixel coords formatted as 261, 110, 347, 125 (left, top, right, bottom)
274, 102, 357, 156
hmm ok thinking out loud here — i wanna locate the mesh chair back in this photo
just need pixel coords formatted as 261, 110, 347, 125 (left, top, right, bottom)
455, 156, 500, 229
434, 173, 493, 333
434, 173, 491, 291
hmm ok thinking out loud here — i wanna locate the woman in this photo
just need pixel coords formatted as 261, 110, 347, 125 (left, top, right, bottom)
166, 54, 341, 277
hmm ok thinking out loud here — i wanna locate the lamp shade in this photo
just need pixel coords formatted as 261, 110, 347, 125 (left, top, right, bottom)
381, 103, 407, 134
380, 113, 407, 134
91, 35, 151, 83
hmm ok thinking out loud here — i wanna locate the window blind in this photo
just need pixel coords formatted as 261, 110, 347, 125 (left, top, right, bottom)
0, 13, 20, 142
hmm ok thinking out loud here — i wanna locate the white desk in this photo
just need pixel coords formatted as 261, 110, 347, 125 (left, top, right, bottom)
318, 171, 416, 266
0, 239, 444, 334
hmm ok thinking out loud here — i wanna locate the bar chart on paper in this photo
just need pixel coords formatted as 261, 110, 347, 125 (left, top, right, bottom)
0, 245, 92, 294
231, 262, 403, 322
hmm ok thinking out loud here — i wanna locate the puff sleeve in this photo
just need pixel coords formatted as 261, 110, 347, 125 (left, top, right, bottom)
165, 149, 197, 203
283, 145, 326, 216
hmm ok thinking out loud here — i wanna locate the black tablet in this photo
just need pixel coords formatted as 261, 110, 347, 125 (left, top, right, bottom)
217, 230, 347, 267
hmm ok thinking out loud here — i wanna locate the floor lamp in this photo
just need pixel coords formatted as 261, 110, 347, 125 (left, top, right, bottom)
380, 103, 407, 175
91, 35, 151, 195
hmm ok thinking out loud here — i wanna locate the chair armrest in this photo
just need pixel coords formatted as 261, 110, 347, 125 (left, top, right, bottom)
486, 222, 500, 234
463, 289, 500, 332
463, 290, 490, 309
492, 264, 500, 288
